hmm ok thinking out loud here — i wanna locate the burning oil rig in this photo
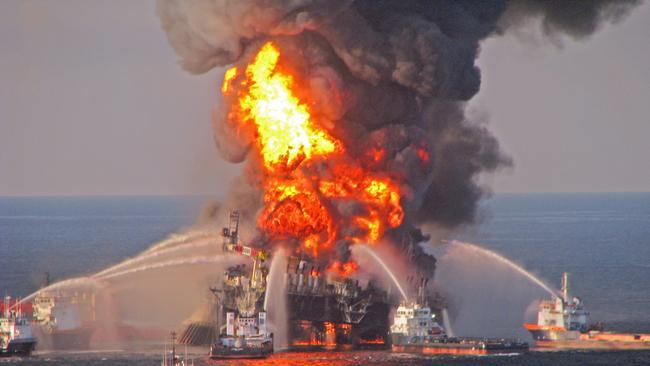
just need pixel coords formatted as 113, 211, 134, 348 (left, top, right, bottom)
177, 38, 441, 354
179, 210, 394, 353
179, 211, 446, 358
283, 253, 391, 349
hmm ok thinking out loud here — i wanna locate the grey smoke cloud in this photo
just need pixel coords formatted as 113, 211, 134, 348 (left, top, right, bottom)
501, 0, 641, 40
156, 0, 640, 273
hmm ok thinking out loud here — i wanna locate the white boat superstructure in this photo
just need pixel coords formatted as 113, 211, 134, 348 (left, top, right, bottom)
31, 290, 95, 350
1, 296, 37, 357
209, 211, 273, 359
390, 302, 445, 340
33, 293, 84, 331
536, 272, 589, 331
524, 272, 650, 349
390, 292, 529, 355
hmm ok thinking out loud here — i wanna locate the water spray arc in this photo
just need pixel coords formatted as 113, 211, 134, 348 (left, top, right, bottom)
97, 255, 236, 281
354, 245, 408, 302
263, 248, 289, 350
10, 277, 103, 310
447, 240, 559, 297
93, 237, 218, 278
442, 308, 455, 337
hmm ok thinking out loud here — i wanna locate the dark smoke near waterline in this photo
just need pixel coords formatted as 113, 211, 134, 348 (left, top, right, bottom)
156, 0, 640, 273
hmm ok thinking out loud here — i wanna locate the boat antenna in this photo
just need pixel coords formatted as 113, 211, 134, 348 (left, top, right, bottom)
163, 336, 167, 366
43, 272, 51, 288
171, 331, 177, 364
223, 210, 240, 250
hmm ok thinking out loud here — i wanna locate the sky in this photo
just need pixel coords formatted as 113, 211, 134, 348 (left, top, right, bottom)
1, 0, 649, 196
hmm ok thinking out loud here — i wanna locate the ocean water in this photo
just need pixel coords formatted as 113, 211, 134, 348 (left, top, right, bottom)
1, 350, 650, 366
456, 192, 650, 331
0, 196, 206, 297
1, 193, 649, 365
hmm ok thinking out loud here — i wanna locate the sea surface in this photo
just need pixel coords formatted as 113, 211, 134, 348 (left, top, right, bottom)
1, 193, 650, 365
2, 350, 650, 366
455, 192, 650, 332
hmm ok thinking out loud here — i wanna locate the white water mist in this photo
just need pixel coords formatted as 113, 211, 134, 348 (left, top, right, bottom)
431, 240, 557, 339
264, 248, 288, 350
442, 308, 455, 337
352, 244, 408, 302
450, 241, 557, 297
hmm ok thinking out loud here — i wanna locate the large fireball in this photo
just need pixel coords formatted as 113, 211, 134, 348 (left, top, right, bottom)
222, 41, 403, 264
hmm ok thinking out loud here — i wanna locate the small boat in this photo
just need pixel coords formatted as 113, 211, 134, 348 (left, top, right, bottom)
161, 331, 193, 366
208, 211, 274, 359
209, 312, 274, 359
391, 284, 528, 355
524, 272, 650, 350
32, 289, 96, 350
0, 296, 37, 357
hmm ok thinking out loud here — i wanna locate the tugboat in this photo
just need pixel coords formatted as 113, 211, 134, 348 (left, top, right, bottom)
391, 283, 528, 355
524, 272, 650, 349
0, 296, 37, 357
209, 211, 274, 359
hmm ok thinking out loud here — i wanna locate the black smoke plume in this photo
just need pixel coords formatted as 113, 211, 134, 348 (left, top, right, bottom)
156, 0, 640, 275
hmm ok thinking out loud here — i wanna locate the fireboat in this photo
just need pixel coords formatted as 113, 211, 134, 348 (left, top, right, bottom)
391, 283, 528, 355
524, 272, 650, 349
208, 211, 274, 359
0, 296, 37, 357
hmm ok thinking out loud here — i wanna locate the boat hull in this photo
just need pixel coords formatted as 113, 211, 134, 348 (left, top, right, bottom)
33, 325, 94, 350
392, 339, 528, 356
526, 324, 650, 350
209, 345, 273, 359
0, 338, 37, 357
535, 340, 650, 350
392, 343, 528, 356
51, 327, 94, 350
534, 331, 650, 350
209, 335, 273, 360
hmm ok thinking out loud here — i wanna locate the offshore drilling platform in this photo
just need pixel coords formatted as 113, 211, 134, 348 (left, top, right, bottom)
180, 210, 399, 358
179, 210, 534, 359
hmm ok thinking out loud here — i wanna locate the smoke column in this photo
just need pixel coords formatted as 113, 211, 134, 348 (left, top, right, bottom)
156, 0, 640, 274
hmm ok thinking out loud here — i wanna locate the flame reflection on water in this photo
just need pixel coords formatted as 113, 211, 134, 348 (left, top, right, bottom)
205, 351, 422, 366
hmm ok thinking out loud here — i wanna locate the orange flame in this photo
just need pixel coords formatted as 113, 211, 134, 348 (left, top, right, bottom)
228, 42, 340, 172
417, 147, 430, 163
319, 165, 403, 243
222, 41, 404, 261
328, 260, 359, 276
358, 337, 386, 345
366, 147, 385, 164
222, 66, 238, 93
258, 176, 335, 255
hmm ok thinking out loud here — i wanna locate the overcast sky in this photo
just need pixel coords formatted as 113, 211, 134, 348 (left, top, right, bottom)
1, 0, 649, 196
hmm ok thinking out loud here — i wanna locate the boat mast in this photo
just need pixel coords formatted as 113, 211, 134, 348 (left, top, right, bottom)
210, 287, 223, 342
163, 338, 167, 366
171, 331, 176, 364
562, 272, 570, 302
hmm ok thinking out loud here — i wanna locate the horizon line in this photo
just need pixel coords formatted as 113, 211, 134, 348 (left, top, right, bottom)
1, 191, 650, 198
